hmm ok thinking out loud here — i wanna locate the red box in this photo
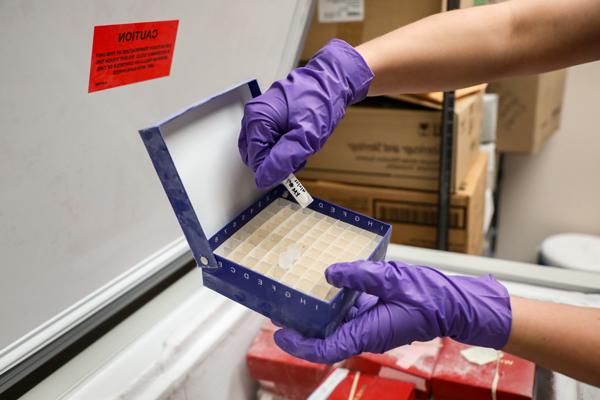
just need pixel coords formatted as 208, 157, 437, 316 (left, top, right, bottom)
344, 338, 441, 399
246, 322, 331, 395
432, 338, 535, 400
313, 369, 415, 400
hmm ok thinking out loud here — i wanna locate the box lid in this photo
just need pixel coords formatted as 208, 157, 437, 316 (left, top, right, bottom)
139, 80, 264, 269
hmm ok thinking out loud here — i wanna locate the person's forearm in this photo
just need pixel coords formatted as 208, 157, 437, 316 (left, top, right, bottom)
503, 297, 600, 386
355, 0, 600, 96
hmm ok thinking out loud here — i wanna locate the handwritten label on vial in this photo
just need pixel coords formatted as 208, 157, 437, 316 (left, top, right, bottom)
283, 173, 314, 208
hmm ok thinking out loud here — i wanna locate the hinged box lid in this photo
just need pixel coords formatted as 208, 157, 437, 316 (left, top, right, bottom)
139, 80, 264, 269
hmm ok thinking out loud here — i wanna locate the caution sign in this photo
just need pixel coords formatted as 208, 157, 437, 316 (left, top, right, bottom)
88, 20, 179, 93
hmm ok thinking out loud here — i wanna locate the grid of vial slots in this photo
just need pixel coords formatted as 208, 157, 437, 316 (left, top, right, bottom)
214, 198, 380, 301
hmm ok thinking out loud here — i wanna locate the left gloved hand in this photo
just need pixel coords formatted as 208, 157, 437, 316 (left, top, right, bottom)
273, 260, 512, 364
238, 39, 373, 189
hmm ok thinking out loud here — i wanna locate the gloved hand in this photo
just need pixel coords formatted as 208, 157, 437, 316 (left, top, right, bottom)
239, 39, 374, 189
273, 260, 512, 364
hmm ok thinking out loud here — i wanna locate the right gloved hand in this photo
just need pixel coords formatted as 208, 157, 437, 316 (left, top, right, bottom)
273, 260, 512, 364
238, 39, 374, 189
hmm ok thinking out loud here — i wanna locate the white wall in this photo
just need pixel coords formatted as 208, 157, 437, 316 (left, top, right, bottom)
496, 61, 600, 263
0, 0, 309, 352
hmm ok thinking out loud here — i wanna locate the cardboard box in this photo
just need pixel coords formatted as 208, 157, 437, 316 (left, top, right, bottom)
344, 338, 442, 399
139, 80, 392, 339
311, 368, 416, 400
303, 152, 488, 254
487, 69, 567, 153
299, 91, 483, 192
246, 321, 332, 399
432, 338, 535, 400
301, 0, 473, 60
389, 84, 487, 108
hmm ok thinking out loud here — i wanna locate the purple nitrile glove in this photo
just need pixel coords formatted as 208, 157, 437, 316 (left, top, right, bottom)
238, 39, 374, 189
273, 260, 512, 364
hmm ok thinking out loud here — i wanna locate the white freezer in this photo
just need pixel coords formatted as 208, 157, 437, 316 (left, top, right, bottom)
18, 244, 600, 400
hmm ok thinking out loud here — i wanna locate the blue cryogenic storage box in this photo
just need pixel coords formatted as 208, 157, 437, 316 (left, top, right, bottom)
139, 80, 391, 338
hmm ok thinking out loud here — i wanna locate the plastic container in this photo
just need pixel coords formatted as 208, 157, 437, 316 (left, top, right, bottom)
539, 233, 600, 272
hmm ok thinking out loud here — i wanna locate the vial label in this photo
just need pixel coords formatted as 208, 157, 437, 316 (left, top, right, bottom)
283, 173, 314, 209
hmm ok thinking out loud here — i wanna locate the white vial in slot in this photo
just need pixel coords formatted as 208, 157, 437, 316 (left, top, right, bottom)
278, 243, 302, 270
282, 173, 313, 209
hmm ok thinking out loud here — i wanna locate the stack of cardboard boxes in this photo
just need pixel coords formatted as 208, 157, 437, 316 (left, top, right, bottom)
300, 92, 488, 255
297, 1, 567, 255
298, 0, 488, 254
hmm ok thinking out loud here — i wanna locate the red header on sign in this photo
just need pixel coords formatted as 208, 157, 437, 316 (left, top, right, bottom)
88, 20, 179, 93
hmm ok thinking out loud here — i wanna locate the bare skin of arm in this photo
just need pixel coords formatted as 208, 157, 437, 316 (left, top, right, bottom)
505, 297, 600, 386
352, 0, 600, 385
355, 0, 600, 95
